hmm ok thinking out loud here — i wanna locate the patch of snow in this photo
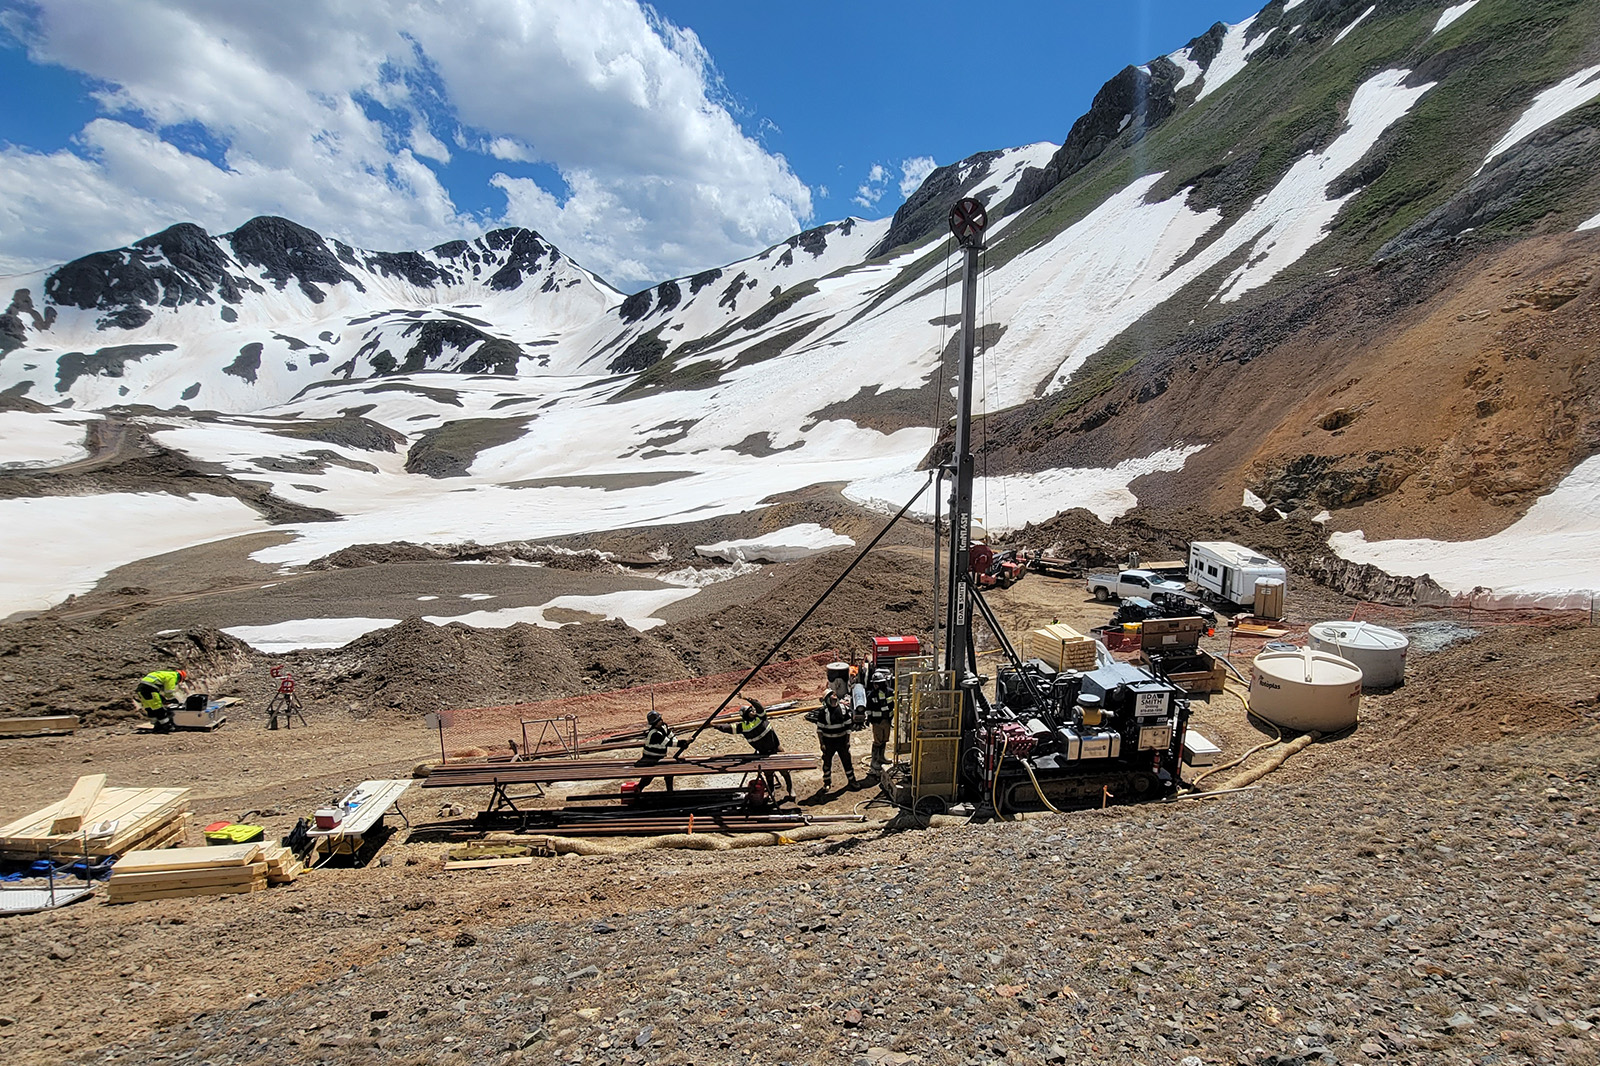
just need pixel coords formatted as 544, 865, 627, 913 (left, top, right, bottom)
845, 445, 1205, 532
1431, 1, 1478, 36
1332, 6, 1375, 47
1312, 510, 1332, 524
223, 588, 700, 650
1168, 47, 1203, 92
416, 595, 438, 601
656, 560, 763, 588
0, 411, 88, 469
1010, 68, 1431, 403
0, 493, 266, 615
1243, 489, 1269, 513
696, 523, 855, 564
1327, 455, 1600, 610
1196, 17, 1274, 102
1481, 65, 1600, 172
222, 616, 403, 653
1283, 0, 1307, 10
458, 593, 496, 600
429, 589, 697, 632
1215, 69, 1435, 303
1581, 210, 1600, 232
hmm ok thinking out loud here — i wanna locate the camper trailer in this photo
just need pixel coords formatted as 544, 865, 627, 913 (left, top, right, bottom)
1188, 541, 1287, 606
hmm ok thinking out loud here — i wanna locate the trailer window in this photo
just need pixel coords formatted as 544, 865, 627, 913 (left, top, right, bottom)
1208, 564, 1218, 576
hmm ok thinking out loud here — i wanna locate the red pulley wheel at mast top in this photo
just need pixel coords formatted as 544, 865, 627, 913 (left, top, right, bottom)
949, 197, 988, 247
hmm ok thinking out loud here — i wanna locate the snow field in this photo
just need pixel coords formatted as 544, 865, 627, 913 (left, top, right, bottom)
1432, 2, 1479, 36
1480, 65, 1600, 173
1331, 7, 1376, 48
843, 445, 1205, 531
1328, 455, 1600, 609
221, 587, 701, 652
695, 524, 855, 563
1196, 17, 1273, 102
0, 410, 89, 468
0, 493, 267, 615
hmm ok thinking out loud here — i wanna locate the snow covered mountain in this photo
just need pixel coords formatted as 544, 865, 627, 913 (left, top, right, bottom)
0, 217, 621, 410
3, 0, 1599, 616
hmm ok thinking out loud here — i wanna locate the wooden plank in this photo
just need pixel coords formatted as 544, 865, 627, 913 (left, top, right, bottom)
444, 856, 535, 871
110, 862, 269, 888
0, 715, 79, 737
114, 843, 261, 873
51, 774, 107, 835
106, 878, 267, 904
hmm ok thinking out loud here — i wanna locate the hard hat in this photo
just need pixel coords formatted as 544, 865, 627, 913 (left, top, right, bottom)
825, 690, 840, 704
870, 669, 891, 684
742, 703, 758, 719
177, 669, 187, 682
647, 710, 663, 726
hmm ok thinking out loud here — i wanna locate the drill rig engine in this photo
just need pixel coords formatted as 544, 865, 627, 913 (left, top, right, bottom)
967, 658, 1191, 811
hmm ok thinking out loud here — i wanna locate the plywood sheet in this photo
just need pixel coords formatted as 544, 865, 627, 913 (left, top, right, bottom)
113, 843, 261, 873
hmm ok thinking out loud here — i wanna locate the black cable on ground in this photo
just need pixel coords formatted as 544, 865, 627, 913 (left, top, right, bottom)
681, 471, 938, 750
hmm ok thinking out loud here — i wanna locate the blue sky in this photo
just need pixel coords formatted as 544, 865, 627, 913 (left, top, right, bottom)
0, 0, 1261, 287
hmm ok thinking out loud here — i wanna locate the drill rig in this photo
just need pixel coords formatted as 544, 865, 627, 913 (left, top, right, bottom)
896, 198, 1192, 814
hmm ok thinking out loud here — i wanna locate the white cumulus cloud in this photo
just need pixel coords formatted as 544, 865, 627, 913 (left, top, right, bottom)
899, 156, 936, 198
0, 0, 814, 288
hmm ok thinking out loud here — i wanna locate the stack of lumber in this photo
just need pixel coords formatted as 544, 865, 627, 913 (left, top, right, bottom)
0, 779, 190, 861
1023, 623, 1100, 671
260, 844, 304, 884
106, 843, 268, 904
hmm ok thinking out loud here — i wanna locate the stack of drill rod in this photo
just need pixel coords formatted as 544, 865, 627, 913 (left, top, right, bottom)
423, 751, 818, 789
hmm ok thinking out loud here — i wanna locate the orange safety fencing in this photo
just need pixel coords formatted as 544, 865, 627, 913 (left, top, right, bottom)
435, 652, 842, 761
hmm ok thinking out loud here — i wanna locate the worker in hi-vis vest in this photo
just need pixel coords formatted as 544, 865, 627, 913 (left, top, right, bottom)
717, 698, 792, 796
135, 668, 187, 733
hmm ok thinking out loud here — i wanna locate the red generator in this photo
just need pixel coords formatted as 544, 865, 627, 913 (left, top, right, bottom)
871, 636, 923, 672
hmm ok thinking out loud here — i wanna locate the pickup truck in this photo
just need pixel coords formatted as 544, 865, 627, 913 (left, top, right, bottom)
1085, 569, 1192, 603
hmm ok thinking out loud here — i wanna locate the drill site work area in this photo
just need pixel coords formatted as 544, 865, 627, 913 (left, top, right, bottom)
2, 2, 1599, 1065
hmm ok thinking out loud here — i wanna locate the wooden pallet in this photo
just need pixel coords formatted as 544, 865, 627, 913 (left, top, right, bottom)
0, 786, 190, 859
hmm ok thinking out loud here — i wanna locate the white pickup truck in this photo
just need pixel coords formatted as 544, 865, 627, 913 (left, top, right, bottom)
1084, 569, 1191, 602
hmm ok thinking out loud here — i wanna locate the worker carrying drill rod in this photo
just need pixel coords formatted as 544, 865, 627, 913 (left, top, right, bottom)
716, 698, 792, 797
815, 689, 859, 792
135, 668, 187, 734
634, 710, 689, 793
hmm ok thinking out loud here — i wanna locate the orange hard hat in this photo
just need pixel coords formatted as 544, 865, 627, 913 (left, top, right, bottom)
177, 669, 188, 682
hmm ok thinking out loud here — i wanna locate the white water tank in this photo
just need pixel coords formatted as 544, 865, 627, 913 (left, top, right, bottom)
1249, 646, 1362, 733
1307, 621, 1409, 689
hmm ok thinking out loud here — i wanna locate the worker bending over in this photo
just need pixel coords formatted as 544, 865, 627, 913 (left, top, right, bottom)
816, 690, 859, 792
135, 668, 187, 733
717, 699, 792, 796
634, 710, 687, 793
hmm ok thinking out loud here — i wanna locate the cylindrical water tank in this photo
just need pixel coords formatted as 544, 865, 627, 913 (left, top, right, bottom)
1248, 647, 1362, 733
1307, 621, 1409, 689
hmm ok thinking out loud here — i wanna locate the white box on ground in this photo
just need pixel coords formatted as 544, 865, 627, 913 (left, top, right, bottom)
1182, 729, 1222, 767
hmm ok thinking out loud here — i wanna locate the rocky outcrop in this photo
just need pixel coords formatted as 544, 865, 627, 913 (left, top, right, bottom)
227, 216, 361, 303
1005, 57, 1189, 215
1379, 124, 1600, 260
868, 150, 1008, 257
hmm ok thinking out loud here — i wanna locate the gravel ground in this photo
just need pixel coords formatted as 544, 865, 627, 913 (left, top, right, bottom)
12, 727, 1594, 1066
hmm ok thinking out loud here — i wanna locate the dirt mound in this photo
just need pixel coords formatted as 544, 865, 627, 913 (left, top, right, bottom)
0, 618, 259, 719
308, 540, 621, 573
